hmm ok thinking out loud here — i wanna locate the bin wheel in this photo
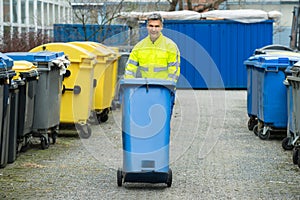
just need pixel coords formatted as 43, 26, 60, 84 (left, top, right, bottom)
248, 118, 257, 131
297, 149, 300, 168
20, 136, 31, 152
282, 137, 293, 150
258, 128, 270, 140
293, 148, 299, 165
77, 124, 92, 139
253, 125, 259, 136
41, 137, 49, 150
52, 132, 57, 144
117, 168, 123, 187
98, 113, 109, 123
166, 168, 172, 187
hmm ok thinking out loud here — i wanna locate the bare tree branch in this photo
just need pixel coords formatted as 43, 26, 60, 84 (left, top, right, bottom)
195, 0, 226, 12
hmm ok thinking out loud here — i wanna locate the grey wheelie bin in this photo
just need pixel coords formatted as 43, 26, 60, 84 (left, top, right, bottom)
9, 60, 39, 153
117, 78, 175, 187
6, 52, 69, 150
285, 62, 300, 167
0, 53, 16, 168
7, 79, 19, 164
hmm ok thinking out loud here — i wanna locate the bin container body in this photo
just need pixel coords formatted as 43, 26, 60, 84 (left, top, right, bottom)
29, 43, 95, 124
0, 78, 5, 167
287, 76, 300, 139
68, 41, 112, 111
255, 56, 290, 128
0, 53, 15, 168
121, 79, 175, 179
245, 52, 300, 126
5, 52, 65, 130
89, 42, 119, 110
13, 63, 38, 137
7, 81, 19, 163
244, 57, 260, 119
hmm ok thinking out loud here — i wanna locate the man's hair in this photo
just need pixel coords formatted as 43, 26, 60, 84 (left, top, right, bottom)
147, 13, 164, 23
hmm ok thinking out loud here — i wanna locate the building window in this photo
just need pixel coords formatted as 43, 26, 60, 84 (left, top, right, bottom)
21, 0, 26, 24
37, 1, 42, 26
3, 0, 10, 22
44, 2, 48, 26
12, 0, 18, 23
29, 0, 34, 25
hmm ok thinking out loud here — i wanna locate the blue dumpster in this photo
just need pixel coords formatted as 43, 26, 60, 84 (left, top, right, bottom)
117, 78, 175, 187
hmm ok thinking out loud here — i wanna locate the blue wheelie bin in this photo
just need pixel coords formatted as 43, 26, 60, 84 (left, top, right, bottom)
252, 56, 291, 140
244, 45, 300, 133
244, 56, 261, 131
117, 78, 175, 187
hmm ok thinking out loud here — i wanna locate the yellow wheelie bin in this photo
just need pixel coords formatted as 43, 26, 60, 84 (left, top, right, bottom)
88, 42, 120, 114
68, 41, 114, 124
29, 43, 96, 139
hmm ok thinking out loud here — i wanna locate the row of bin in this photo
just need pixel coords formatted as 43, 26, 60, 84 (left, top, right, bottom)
244, 44, 300, 168
0, 41, 129, 169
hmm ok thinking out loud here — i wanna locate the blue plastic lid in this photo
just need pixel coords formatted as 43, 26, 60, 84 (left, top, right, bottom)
120, 78, 176, 89
258, 56, 289, 64
5, 51, 65, 62
0, 52, 14, 69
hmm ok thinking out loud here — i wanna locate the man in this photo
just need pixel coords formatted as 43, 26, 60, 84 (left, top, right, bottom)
124, 13, 180, 82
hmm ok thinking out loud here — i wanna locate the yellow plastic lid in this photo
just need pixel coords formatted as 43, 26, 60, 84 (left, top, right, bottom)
12, 60, 37, 71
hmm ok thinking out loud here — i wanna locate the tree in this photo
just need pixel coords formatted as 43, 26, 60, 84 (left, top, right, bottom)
68, 0, 126, 43
0, 30, 52, 53
168, 0, 226, 12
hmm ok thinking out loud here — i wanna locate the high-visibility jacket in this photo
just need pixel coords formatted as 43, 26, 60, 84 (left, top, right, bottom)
124, 33, 180, 82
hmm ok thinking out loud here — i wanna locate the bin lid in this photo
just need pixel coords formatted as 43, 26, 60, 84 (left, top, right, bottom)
29, 43, 96, 64
88, 42, 120, 59
69, 42, 111, 57
13, 60, 37, 71
244, 55, 290, 68
12, 60, 39, 79
287, 75, 300, 82
120, 78, 176, 90
5, 51, 65, 63
0, 52, 14, 70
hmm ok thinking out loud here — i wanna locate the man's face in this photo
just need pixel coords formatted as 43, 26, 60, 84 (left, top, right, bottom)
147, 19, 163, 42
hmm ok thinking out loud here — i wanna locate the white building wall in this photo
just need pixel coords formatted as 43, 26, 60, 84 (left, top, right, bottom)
0, 0, 72, 39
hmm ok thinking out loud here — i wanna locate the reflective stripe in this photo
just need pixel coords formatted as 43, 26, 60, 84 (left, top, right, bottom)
128, 59, 139, 67
153, 67, 168, 72
125, 70, 136, 76
167, 62, 179, 68
168, 74, 179, 80
139, 66, 149, 72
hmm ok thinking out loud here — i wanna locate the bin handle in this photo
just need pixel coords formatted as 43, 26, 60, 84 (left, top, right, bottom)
265, 66, 278, 72
62, 85, 81, 95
